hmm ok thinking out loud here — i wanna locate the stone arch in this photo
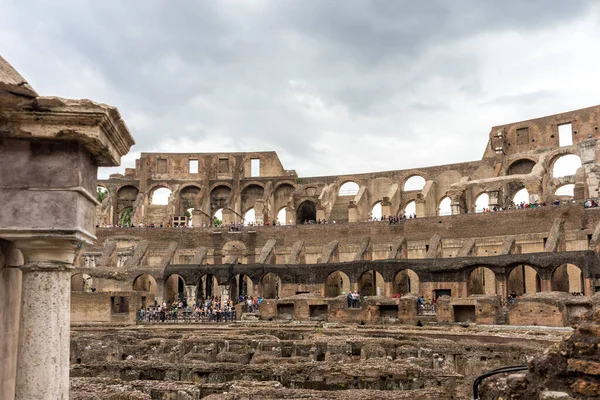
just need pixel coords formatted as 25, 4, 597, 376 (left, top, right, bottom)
467, 267, 497, 296
230, 274, 254, 301
273, 183, 295, 220
260, 272, 281, 299
475, 192, 489, 213
404, 200, 417, 217
393, 269, 419, 295
164, 274, 186, 303
198, 274, 218, 300
149, 185, 172, 205
241, 184, 264, 215
551, 154, 582, 179
276, 207, 287, 225
551, 264, 583, 293
554, 184, 575, 198
244, 208, 256, 225
178, 185, 201, 214
71, 273, 92, 292
116, 185, 139, 222
210, 185, 232, 215
438, 196, 452, 216
296, 200, 317, 223
357, 270, 385, 297
368, 177, 393, 202
338, 181, 359, 196
507, 265, 541, 296
371, 201, 383, 220
403, 175, 426, 191
512, 188, 529, 205
132, 274, 158, 296
325, 271, 351, 297
508, 159, 536, 175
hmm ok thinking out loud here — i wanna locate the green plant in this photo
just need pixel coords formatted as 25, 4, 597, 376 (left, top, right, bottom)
97, 187, 108, 203
119, 208, 132, 226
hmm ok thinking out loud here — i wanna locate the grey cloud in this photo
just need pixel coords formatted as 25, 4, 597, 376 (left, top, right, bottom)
0, 0, 597, 178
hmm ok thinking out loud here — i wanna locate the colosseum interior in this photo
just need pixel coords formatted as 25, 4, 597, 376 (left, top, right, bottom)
1, 54, 600, 399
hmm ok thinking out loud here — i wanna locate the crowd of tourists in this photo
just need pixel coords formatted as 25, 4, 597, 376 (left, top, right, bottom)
98, 197, 599, 229
137, 295, 263, 323
346, 291, 362, 308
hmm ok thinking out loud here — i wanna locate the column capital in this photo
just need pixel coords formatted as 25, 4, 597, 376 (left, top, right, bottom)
13, 238, 80, 265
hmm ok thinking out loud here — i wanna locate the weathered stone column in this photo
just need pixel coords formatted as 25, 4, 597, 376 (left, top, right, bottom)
487, 190, 500, 210
14, 239, 77, 400
185, 284, 198, 306
218, 284, 230, 302
0, 243, 24, 400
0, 55, 134, 400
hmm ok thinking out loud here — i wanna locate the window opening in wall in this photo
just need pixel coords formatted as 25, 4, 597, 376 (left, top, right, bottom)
151, 187, 172, 205
218, 158, 229, 173
251, 158, 260, 177
338, 181, 359, 196
404, 176, 426, 191
404, 201, 416, 217
277, 207, 287, 225
553, 155, 581, 178
371, 202, 382, 220
438, 197, 452, 216
475, 193, 489, 213
516, 127, 530, 145
189, 159, 198, 173
244, 208, 256, 225
555, 184, 575, 197
558, 123, 573, 147
157, 159, 168, 173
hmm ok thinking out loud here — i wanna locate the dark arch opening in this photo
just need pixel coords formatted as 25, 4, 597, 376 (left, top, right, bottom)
296, 200, 316, 223
508, 159, 536, 175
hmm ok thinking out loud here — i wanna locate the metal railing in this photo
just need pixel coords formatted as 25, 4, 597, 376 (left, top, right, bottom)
472, 365, 527, 399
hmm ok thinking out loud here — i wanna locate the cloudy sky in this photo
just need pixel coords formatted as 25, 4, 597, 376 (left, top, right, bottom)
2, 1, 600, 179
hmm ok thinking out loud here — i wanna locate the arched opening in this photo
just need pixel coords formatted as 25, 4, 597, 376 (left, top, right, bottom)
244, 208, 256, 225
71, 273, 93, 292
393, 269, 419, 296
185, 207, 194, 226
296, 200, 316, 223
338, 181, 359, 197
438, 197, 452, 216
151, 187, 172, 205
132, 274, 158, 296
325, 271, 351, 297
213, 208, 224, 227
197, 274, 218, 300
507, 265, 541, 296
357, 270, 384, 297
96, 186, 109, 203
229, 274, 254, 302
551, 264, 583, 294
260, 273, 281, 299
475, 193, 489, 213
274, 184, 295, 221
118, 207, 133, 227
371, 201, 382, 220
404, 176, 426, 191
552, 154, 582, 178
164, 274, 185, 303
555, 184, 575, 198
513, 188, 529, 205
210, 185, 232, 218
241, 184, 264, 216
404, 201, 416, 217
116, 185, 139, 225
179, 185, 201, 215
467, 267, 497, 296
508, 159, 536, 175
276, 207, 287, 225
